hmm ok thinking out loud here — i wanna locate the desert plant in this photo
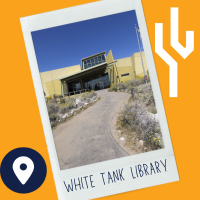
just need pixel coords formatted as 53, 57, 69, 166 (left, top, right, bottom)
80, 92, 89, 101
118, 101, 162, 149
49, 113, 58, 121
80, 91, 97, 101
47, 103, 59, 114
60, 98, 66, 104
88, 90, 97, 98
51, 121, 58, 128
65, 97, 76, 108
114, 83, 127, 91
59, 105, 69, 114
48, 99, 58, 104
109, 84, 117, 92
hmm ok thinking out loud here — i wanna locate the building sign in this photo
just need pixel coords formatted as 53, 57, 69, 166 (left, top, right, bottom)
83, 54, 106, 69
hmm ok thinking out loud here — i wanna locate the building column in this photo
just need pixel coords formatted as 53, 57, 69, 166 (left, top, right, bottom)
80, 79, 85, 90
63, 81, 68, 95
82, 80, 85, 89
61, 81, 64, 97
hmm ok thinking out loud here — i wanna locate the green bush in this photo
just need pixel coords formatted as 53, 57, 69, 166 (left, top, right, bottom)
48, 99, 58, 104
59, 105, 69, 114
117, 102, 162, 149
80, 91, 97, 101
66, 97, 76, 108
59, 97, 76, 114
60, 98, 66, 104
109, 84, 117, 92
51, 121, 58, 128
47, 103, 59, 114
80, 92, 88, 101
49, 113, 58, 121
88, 90, 97, 98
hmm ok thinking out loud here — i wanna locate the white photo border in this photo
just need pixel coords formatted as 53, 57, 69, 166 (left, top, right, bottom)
20, 0, 179, 199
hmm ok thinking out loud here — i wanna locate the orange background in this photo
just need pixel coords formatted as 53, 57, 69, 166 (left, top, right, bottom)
0, 0, 199, 199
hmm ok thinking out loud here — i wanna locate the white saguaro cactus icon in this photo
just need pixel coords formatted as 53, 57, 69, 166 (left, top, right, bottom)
155, 7, 194, 97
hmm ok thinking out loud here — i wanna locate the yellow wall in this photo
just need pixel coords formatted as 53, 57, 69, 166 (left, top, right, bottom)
115, 57, 135, 82
107, 50, 118, 85
106, 50, 114, 64
109, 51, 148, 85
40, 50, 148, 96
66, 65, 81, 75
117, 66, 135, 82
133, 52, 148, 76
40, 65, 81, 97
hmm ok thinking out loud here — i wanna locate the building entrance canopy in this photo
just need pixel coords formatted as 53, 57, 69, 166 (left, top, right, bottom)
59, 62, 109, 96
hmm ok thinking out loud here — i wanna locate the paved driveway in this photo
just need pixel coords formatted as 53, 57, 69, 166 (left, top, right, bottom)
53, 89, 130, 170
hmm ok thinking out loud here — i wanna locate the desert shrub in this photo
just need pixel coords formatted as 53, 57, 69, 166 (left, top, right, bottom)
80, 92, 89, 101
55, 94, 63, 99
49, 113, 58, 121
48, 99, 58, 104
126, 78, 143, 87
118, 101, 162, 149
66, 97, 76, 108
109, 84, 117, 92
139, 84, 157, 114
117, 83, 128, 91
47, 103, 59, 114
149, 105, 157, 114
88, 90, 97, 98
51, 121, 58, 128
80, 91, 97, 101
59, 97, 76, 113
60, 98, 66, 104
59, 105, 69, 114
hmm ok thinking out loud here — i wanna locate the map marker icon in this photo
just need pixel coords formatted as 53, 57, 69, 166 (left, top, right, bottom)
13, 156, 34, 185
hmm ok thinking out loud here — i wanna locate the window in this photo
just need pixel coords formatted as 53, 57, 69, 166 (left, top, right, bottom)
121, 73, 129, 77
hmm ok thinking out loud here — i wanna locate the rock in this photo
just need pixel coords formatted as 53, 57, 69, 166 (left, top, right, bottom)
144, 147, 148, 152
71, 110, 74, 114
62, 113, 68, 119
84, 103, 89, 105
138, 140, 144, 147
120, 137, 125, 141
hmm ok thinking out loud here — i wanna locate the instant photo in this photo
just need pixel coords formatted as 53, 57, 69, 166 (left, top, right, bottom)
20, 0, 179, 199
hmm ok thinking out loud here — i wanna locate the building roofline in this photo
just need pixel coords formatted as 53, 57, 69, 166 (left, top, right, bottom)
81, 51, 106, 62
59, 62, 107, 81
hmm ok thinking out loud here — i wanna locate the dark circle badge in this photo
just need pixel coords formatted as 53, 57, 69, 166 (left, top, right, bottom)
0, 147, 47, 193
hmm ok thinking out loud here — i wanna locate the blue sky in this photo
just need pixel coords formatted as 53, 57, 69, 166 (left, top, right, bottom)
31, 10, 143, 72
